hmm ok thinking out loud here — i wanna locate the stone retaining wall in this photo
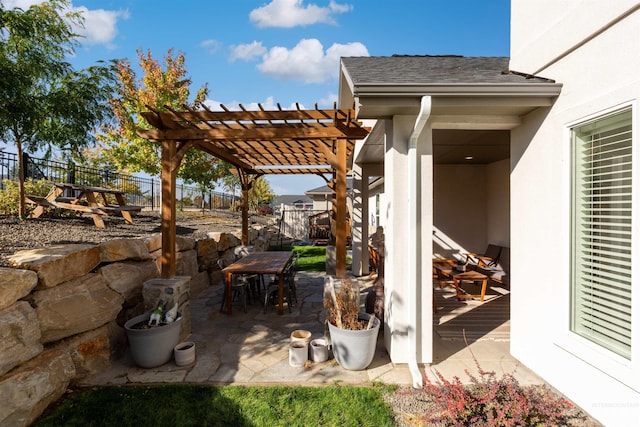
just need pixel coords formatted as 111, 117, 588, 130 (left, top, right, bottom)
0, 223, 278, 426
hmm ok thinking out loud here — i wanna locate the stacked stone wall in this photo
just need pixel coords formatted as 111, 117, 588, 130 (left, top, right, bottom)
0, 222, 278, 426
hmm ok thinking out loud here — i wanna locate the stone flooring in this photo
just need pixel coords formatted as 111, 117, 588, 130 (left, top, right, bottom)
82, 271, 545, 387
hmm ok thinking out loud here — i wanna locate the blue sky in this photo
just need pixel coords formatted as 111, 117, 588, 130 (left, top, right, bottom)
5, 0, 510, 195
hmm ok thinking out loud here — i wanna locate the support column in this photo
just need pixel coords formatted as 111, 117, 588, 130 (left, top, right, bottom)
351, 157, 368, 277
238, 170, 253, 246
335, 138, 347, 278
161, 140, 177, 278
351, 157, 384, 276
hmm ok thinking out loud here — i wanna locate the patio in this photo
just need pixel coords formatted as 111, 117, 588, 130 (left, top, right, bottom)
81, 271, 543, 387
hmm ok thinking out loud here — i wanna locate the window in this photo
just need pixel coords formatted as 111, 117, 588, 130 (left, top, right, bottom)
571, 108, 633, 360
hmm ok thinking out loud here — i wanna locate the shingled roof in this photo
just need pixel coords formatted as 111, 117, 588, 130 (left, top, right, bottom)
341, 55, 554, 85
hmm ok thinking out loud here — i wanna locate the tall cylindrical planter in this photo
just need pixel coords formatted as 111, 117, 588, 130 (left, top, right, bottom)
289, 341, 308, 367
310, 338, 329, 362
125, 312, 182, 368
290, 330, 311, 346
328, 313, 380, 371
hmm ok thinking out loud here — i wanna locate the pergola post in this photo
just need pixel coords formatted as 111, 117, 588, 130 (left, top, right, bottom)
161, 139, 177, 278
238, 169, 253, 246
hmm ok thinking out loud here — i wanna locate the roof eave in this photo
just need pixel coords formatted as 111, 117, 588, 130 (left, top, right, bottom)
353, 82, 563, 98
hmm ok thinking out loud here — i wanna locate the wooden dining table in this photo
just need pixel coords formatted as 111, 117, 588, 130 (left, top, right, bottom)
222, 251, 293, 315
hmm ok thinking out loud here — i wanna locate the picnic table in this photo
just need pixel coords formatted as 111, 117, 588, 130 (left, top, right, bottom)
26, 182, 143, 228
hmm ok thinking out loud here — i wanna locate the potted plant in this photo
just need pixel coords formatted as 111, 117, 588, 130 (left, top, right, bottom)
324, 276, 380, 370
124, 301, 182, 368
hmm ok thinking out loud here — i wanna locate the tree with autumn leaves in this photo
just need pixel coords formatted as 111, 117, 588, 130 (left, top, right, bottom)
96, 48, 227, 193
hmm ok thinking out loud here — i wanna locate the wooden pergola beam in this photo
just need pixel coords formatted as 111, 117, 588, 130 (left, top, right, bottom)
138, 106, 369, 280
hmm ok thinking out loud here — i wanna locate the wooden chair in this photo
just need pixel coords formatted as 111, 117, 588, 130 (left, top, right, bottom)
465, 244, 502, 268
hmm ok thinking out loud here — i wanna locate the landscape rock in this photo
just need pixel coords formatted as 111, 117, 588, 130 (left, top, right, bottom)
54, 325, 111, 382
99, 260, 159, 302
32, 273, 124, 343
100, 238, 151, 262
0, 267, 38, 310
0, 301, 43, 376
0, 349, 75, 427
7, 244, 101, 289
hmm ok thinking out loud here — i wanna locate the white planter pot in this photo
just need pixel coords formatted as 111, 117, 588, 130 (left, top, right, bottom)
289, 341, 308, 367
290, 329, 311, 346
124, 312, 182, 368
328, 313, 380, 371
174, 341, 196, 366
310, 338, 329, 362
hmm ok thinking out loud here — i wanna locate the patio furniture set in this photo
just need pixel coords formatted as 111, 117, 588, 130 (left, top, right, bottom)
220, 250, 298, 315
433, 244, 510, 303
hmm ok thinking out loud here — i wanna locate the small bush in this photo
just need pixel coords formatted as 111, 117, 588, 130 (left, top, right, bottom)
421, 367, 574, 426
413, 335, 577, 426
257, 204, 273, 215
0, 179, 52, 215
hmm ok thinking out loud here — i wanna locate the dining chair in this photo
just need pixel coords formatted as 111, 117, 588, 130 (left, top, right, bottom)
234, 249, 263, 302
218, 258, 249, 313
263, 258, 297, 313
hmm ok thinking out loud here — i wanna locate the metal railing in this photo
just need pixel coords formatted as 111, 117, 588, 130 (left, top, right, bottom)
0, 150, 239, 210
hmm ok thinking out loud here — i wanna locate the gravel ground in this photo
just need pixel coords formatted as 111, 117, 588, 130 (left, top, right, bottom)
0, 209, 248, 266
0, 210, 603, 426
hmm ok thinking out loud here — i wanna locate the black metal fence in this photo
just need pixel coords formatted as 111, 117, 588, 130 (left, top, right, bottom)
0, 150, 239, 210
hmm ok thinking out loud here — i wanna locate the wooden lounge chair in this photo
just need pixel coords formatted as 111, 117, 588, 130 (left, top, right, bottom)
465, 244, 502, 268
471, 246, 510, 286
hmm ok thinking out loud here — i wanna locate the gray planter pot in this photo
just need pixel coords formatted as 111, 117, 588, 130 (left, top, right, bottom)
328, 312, 380, 371
124, 312, 182, 368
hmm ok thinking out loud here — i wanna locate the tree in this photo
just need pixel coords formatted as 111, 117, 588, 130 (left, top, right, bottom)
220, 164, 275, 212
0, 0, 116, 218
97, 47, 222, 191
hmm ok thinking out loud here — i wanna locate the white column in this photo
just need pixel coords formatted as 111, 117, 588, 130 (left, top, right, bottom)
351, 149, 368, 276
383, 113, 434, 366
383, 117, 411, 362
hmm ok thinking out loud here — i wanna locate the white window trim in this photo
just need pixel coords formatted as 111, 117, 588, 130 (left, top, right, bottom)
556, 101, 639, 393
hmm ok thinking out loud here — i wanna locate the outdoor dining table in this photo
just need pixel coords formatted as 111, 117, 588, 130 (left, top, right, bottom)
222, 251, 293, 315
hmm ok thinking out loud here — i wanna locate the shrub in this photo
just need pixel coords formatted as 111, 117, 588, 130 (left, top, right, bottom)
421, 368, 574, 426
0, 179, 52, 215
257, 204, 273, 215
414, 336, 578, 426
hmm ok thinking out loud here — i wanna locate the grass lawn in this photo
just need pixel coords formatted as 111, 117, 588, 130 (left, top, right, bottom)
34, 384, 397, 427
272, 245, 351, 272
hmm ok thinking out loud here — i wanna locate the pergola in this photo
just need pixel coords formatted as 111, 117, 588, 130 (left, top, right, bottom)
138, 104, 370, 280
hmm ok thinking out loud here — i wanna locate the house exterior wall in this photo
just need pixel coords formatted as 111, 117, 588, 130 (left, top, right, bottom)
510, 2, 640, 425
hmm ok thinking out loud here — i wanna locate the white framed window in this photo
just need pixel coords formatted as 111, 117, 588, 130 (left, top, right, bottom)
570, 108, 633, 360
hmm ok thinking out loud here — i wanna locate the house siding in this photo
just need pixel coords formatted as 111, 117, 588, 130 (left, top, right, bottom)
510, 2, 640, 424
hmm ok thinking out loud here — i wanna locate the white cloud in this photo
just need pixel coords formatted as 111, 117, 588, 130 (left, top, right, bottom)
249, 0, 352, 28
317, 92, 338, 108
229, 41, 267, 62
203, 96, 283, 112
72, 6, 129, 47
257, 38, 368, 83
201, 39, 222, 55
2, 1, 128, 48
